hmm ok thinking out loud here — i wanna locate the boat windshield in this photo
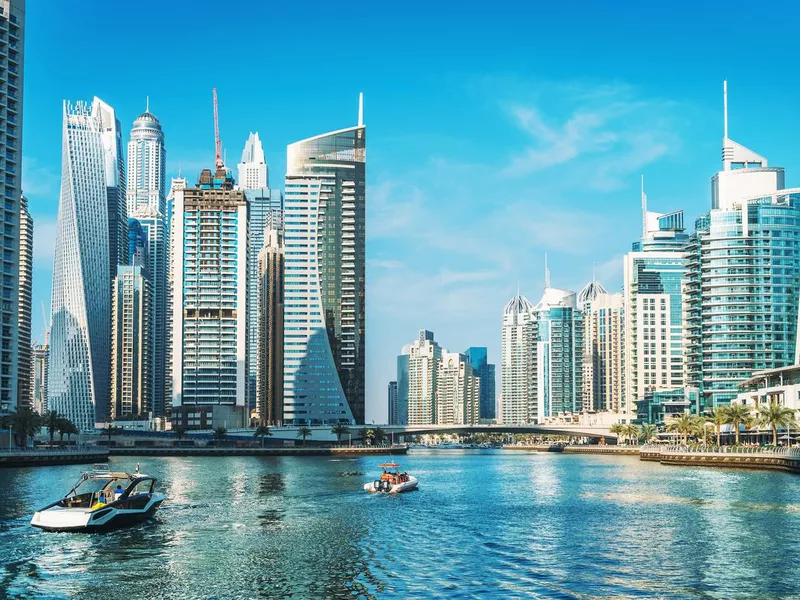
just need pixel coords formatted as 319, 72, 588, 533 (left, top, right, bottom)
69, 477, 130, 498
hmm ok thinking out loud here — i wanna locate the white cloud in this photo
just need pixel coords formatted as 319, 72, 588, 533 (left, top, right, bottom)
22, 156, 59, 198
33, 218, 57, 266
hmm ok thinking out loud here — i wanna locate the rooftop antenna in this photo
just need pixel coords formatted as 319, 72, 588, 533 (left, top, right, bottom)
40, 300, 49, 345
213, 88, 223, 169
723, 80, 728, 140
641, 174, 647, 237
544, 254, 551, 289
146, 95, 150, 113
358, 92, 363, 127
517, 280, 520, 297
592, 262, 596, 285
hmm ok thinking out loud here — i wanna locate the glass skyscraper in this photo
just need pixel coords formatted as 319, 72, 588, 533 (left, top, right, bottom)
684, 81, 800, 409
282, 98, 365, 424
464, 347, 496, 420
49, 98, 121, 431
623, 208, 689, 414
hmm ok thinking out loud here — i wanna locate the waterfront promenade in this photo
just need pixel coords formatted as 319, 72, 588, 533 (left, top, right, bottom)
110, 445, 408, 457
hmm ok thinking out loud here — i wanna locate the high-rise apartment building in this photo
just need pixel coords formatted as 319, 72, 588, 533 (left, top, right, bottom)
0, 0, 24, 412
283, 98, 365, 424
238, 132, 283, 410
436, 352, 480, 425
49, 98, 121, 431
387, 380, 398, 425
126, 108, 168, 418
111, 264, 150, 418
31, 342, 48, 414
499, 294, 537, 424
128, 217, 148, 265
534, 285, 582, 417
583, 291, 624, 413
684, 82, 800, 409
97, 99, 127, 278
399, 330, 441, 425
623, 204, 688, 413
164, 176, 187, 414
126, 106, 166, 215
257, 228, 284, 425
170, 167, 248, 429
464, 347, 496, 420
16, 194, 31, 408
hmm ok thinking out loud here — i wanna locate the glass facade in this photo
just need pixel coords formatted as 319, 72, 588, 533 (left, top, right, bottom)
464, 346, 496, 420
282, 122, 365, 424
684, 192, 800, 409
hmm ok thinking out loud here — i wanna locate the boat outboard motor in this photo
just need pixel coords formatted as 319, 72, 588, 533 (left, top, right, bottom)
374, 480, 382, 491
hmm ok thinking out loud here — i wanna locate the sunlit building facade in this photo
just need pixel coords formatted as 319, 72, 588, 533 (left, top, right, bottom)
16, 194, 31, 408
583, 291, 624, 413
400, 330, 441, 425
499, 294, 537, 424
282, 101, 365, 424
436, 351, 480, 425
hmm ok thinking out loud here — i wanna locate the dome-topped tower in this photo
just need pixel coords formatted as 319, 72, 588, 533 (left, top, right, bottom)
577, 279, 607, 305
132, 110, 162, 132
503, 294, 534, 316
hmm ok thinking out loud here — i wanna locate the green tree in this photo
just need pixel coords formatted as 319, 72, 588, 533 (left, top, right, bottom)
609, 422, 625, 445
667, 413, 695, 446
758, 402, 797, 446
373, 426, 387, 446
212, 427, 227, 445
640, 423, 658, 444
693, 415, 712, 446
10, 408, 42, 447
724, 403, 752, 445
364, 429, 375, 445
331, 422, 350, 444
173, 424, 187, 443
253, 425, 272, 448
59, 419, 78, 445
297, 426, 312, 446
103, 423, 120, 446
44, 410, 60, 446
705, 407, 728, 446
625, 424, 641, 446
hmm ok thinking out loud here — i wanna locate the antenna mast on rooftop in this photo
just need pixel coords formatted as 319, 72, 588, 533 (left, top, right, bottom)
213, 88, 223, 169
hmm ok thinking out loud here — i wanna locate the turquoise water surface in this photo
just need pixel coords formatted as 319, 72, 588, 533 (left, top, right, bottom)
1, 450, 799, 599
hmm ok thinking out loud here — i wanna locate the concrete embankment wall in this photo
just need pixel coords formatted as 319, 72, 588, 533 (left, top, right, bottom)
110, 446, 408, 457
0, 450, 109, 468
655, 452, 800, 473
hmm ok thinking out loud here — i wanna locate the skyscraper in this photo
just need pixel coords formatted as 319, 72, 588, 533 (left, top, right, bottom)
623, 198, 688, 413
49, 98, 119, 431
238, 132, 283, 410
127, 108, 168, 418
16, 194, 31, 409
387, 380, 398, 425
164, 176, 187, 413
96, 99, 127, 278
128, 217, 148, 265
283, 96, 365, 424
684, 82, 800, 409
399, 330, 441, 425
436, 352, 480, 425
583, 291, 624, 413
31, 342, 48, 415
170, 167, 248, 430
499, 294, 537, 424
464, 347, 496, 420
111, 264, 150, 419
257, 228, 284, 425
126, 104, 166, 215
0, 0, 24, 413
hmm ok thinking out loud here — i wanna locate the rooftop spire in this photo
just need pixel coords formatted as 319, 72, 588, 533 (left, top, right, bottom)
544, 253, 551, 289
358, 92, 364, 127
146, 95, 150, 113
641, 173, 647, 237
723, 79, 728, 140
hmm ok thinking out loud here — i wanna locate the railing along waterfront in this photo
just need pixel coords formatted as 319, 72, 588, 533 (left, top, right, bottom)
640, 444, 800, 473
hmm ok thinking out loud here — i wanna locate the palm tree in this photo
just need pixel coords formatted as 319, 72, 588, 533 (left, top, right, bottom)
667, 413, 695, 446
61, 420, 78, 445
724, 403, 752, 446
173, 424, 187, 444
364, 429, 375, 446
297, 426, 312, 446
625, 424, 641, 445
609, 422, 625, 445
373, 426, 387, 446
212, 427, 227, 445
253, 425, 272, 448
44, 410, 60, 446
640, 423, 658, 444
331, 422, 350, 445
10, 408, 42, 448
758, 402, 797, 446
705, 407, 728, 446
692, 415, 712, 446
103, 423, 120, 446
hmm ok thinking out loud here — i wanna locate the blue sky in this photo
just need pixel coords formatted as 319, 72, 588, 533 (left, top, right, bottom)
22, 1, 800, 422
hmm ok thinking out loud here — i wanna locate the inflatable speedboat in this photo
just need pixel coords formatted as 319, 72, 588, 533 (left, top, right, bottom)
364, 463, 418, 494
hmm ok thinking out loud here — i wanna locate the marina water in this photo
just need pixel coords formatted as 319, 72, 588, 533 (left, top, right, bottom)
1, 450, 799, 598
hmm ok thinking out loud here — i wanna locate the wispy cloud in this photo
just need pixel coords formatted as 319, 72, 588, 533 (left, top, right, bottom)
33, 218, 57, 265
22, 156, 60, 198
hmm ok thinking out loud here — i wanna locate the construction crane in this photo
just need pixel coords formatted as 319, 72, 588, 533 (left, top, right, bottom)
213, 88, 223, 169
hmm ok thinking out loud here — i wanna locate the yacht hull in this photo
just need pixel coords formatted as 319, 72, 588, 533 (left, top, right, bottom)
364, 476, 418, 494
31, 494, 165, 533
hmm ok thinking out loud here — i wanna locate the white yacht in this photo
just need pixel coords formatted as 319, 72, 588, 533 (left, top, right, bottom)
31, 464, 165, 532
